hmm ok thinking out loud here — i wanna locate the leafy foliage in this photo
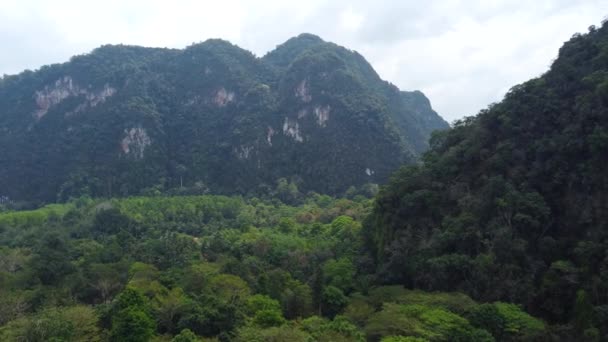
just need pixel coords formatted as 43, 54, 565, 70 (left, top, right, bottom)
0, 193, 547, 340
365, 21, 608, 339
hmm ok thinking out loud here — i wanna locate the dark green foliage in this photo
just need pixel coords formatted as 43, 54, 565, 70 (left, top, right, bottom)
467, 304, 506, 339
107, 288, 156, 341
93, 207, 132, 235
30, 232, 74, 285
111, 307, 156, 342
573, 290, 595, 333
365, 21, 608, 340
0, 34, 447, 204
322, 285, 349, 318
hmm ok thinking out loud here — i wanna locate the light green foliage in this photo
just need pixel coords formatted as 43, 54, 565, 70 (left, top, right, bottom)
0, 305, 100, 341
172, 328, 199, 342
330, 215, 357, 233
365, 303, 493, 342
302, 315, 365, 341
246, 294, 282, 314
210, 274, 251, 304
368, 287, 477, 314
0, 203, 72, 229
246, 294, 285, 327
493, 303, 545, 340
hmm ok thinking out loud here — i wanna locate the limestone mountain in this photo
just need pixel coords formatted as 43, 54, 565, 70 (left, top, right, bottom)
0, 34, 448, 203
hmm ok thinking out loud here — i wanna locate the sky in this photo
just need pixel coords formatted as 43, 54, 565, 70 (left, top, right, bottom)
1, 1, 607, 122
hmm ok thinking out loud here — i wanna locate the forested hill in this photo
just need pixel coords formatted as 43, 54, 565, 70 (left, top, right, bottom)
0, 33, 448, 204
365, 22, 608, 339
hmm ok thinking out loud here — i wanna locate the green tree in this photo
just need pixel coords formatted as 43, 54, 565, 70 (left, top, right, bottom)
322, 285, 348, 318
210, 274, 251, 305
323, 258, 356, 293
172, 328, 198, 342
111, 307, 156, 342
155, 287, 189, 334
110, 287, 156, 341
281, 280, 313, 319
0, 306, 100, 342
30, 232, 74, 285
246, 294, 285, 327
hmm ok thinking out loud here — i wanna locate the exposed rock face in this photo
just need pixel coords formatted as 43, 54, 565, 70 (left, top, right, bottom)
266, 126, 275, 146
34, 76, 77, 119
295, 80, 312, 103
283, 117, 303, 142
88, 84, 116, 107
121, 127, 151, 159
313, 105, 330, 127
234, 145, 254, 160
213, 87, 235, 107
33, 76, 116, 119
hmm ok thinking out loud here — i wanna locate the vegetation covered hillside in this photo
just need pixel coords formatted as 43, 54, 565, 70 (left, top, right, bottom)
0, 194, 545, 341
365, 22, 608, 340
0, 34, 448, 204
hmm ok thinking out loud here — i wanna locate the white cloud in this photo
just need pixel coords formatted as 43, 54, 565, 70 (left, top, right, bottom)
339, 8, 365, 32
0, 0, 606, 121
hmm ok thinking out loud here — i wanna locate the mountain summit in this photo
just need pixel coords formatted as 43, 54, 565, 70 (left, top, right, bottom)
0, 34, 448, 202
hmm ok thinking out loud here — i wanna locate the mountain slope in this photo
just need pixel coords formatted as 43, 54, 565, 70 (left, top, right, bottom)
0, 34, 448, 203
364, 22, 608, 336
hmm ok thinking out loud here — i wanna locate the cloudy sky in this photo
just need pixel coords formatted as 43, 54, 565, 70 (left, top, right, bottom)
1, 1, 606, 122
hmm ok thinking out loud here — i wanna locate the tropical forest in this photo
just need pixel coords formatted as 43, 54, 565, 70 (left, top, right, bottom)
0, 10, 607, 342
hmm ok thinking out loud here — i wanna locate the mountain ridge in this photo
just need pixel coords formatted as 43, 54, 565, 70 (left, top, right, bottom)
0, 34, 448, 203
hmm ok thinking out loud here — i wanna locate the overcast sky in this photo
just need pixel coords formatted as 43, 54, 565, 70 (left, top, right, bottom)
1, 1, 607, 122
